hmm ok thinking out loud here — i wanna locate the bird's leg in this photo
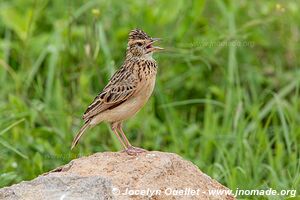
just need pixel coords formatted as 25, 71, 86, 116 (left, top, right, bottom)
117, 123, 131, 147
111, 123, 127, 150
117, 123, 147, 155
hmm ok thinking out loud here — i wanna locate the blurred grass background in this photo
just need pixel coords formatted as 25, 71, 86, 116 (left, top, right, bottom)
0, 0, 299, 198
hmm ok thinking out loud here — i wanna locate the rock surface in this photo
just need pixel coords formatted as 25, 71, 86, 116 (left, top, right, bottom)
0, 151, 235, 200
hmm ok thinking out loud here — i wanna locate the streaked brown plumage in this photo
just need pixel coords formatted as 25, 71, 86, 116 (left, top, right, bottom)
71, 29, 163, 155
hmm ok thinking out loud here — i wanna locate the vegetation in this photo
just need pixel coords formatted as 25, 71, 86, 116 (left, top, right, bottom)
0, 0, 299, 199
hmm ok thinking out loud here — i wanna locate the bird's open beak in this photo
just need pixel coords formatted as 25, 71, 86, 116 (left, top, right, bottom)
146, 38, 163, 53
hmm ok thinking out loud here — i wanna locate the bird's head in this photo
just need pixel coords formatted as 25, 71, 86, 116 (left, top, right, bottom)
126, 29, 163, 58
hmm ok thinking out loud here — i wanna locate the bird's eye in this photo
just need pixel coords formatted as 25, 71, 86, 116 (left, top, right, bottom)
137, 42, 143, 46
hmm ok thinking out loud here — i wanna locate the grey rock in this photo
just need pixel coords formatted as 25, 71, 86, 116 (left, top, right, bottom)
0, 174, 113, 200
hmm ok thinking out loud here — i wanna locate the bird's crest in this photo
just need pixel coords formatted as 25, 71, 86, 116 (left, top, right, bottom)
129, 28, 150, 40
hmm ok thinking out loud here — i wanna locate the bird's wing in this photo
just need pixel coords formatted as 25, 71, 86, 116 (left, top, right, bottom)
82, 66, 139, 121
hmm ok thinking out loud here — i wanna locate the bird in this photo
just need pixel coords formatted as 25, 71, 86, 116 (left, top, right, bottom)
71, 29, 163, 155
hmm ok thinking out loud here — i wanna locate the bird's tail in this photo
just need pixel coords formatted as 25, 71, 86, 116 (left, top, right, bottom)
71, 121, 91, 150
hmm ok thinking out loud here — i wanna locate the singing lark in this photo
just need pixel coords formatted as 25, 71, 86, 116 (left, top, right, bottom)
71, 29, 163, 155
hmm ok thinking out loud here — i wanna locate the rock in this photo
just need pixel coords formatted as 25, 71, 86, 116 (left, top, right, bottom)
0, 151, 235, 200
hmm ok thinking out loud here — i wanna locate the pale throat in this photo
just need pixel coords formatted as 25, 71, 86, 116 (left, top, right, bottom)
126, 51, 154, 61
141, 52, 154, 60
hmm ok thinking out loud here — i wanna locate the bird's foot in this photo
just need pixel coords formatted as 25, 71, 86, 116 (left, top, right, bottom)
123, 146, 147, 156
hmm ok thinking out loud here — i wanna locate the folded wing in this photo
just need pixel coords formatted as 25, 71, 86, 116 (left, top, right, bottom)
82, 66, 138, 121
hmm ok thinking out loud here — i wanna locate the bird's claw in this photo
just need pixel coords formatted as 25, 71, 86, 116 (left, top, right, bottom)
123, 146, 147, 156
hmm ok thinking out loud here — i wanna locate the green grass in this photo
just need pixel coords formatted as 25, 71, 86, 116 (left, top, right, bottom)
0, 0, 299, 199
